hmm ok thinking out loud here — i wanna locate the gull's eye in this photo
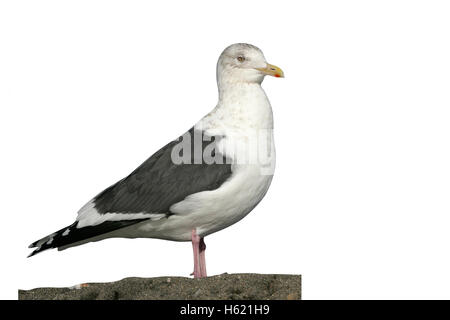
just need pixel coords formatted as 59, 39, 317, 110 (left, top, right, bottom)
237, 56, 245, 62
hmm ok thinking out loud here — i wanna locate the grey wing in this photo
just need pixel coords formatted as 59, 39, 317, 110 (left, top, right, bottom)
93, 127, 232, 214
28, 127, 232, 256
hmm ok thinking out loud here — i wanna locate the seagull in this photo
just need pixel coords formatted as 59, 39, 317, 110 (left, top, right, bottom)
28, 43, 284, 278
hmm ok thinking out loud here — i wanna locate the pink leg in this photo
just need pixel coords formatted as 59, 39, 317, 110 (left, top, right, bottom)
191, 229, 207, 278
199, 238, 207, 278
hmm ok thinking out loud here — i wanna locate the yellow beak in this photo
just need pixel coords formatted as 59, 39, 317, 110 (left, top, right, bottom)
256, 63, 284, 78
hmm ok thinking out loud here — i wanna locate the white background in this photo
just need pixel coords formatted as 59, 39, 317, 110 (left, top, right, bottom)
1, 0, 449, 300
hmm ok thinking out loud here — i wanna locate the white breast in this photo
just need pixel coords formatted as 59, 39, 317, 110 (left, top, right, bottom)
129, 83, 276, 241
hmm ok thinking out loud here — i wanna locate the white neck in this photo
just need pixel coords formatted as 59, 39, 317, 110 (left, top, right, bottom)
211, 82, 273, 130
195, 80, 275, 169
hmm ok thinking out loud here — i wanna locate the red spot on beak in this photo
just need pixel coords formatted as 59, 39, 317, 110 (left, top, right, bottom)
275, 74, 281, 78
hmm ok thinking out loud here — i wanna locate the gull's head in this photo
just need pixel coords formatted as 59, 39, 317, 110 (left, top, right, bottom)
217, 43, 284, 86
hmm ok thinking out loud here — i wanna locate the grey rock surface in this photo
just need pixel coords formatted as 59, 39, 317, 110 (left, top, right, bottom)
19, 273, 301, 300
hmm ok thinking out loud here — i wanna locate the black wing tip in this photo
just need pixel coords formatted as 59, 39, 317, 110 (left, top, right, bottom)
26, 219, 148, 258
27, 239, 57, 257
27, 239, 52, 256
28, 241, 38, 249
27, 246, 49, 258
27, 240, 40, 256
27, 223, 78, 257
27, 250, 37, 258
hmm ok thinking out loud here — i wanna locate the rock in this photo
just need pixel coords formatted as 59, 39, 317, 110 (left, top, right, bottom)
19, 273, 301, 300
